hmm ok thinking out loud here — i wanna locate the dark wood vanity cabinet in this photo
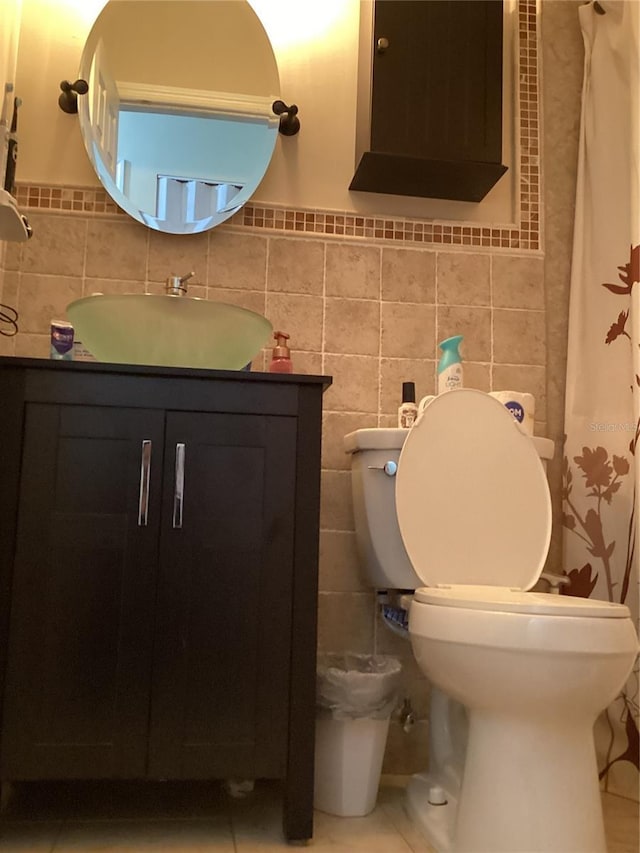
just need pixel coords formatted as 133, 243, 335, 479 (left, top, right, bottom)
0, 358, 330, 841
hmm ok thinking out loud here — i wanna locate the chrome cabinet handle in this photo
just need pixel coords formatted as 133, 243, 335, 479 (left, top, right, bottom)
368, 461, 397, 476
173, 442, 185, 529
138, 440, 152, 526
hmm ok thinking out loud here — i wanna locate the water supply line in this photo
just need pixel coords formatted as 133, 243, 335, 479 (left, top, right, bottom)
398, 697, 416, 733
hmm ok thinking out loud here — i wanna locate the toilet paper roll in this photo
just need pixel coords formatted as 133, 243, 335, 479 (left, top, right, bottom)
418, 395, 436, 415
489, 391, 535, 435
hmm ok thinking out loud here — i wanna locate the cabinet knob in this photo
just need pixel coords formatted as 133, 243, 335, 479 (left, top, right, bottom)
376, 37, 389, 53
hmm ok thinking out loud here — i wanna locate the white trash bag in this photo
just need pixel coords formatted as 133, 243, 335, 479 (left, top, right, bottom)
316, 653, 402, 720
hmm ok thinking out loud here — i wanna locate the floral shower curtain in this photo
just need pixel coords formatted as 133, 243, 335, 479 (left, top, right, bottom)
563, 0, 639, 798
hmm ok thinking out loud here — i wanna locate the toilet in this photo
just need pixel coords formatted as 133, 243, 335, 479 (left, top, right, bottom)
344, 389, 639, 853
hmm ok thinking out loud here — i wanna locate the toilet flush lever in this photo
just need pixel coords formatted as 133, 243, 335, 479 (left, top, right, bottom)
368, 461, 397, 476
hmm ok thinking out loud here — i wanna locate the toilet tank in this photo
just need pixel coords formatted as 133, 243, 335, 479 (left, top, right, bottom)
344, 427, 554, 592
344, 429, 421, 590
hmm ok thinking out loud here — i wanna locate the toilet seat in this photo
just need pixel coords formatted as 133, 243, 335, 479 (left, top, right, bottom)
414, 585, 630, 618
396, 389, 552, 591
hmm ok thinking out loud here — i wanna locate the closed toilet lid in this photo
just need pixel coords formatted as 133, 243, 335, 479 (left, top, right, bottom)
396, 389, 552, 590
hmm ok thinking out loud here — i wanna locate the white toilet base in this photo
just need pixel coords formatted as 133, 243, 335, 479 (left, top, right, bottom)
405, 770, 457, 852
454, 711, 606, 853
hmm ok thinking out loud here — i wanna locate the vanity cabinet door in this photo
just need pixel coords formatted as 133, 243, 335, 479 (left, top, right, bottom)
0, 404, 165, 779
148, 411, 297, 779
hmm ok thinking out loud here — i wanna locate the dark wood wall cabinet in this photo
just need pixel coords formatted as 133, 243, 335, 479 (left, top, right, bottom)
0, 358, 331, 842
350, 0, 507, 202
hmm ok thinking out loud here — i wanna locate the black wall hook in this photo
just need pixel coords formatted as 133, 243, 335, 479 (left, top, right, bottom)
58, 79, 89, 114
272, 100, 300, 136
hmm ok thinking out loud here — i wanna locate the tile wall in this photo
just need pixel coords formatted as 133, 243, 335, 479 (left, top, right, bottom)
0, 216, 548, 772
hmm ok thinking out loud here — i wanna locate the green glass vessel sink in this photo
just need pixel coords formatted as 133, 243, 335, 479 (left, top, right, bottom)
66, 294, 272, 370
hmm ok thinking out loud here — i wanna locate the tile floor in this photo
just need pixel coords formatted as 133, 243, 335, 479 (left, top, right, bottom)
0, 776, 637, 852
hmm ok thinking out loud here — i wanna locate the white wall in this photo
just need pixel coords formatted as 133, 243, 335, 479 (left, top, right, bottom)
0, 0, 22, 184
14, 0, 518, 223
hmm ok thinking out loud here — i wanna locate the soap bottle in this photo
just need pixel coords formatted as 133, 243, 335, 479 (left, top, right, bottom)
398, 381, 418, 428
269, 331, 293, 373
437, 335, 464, 393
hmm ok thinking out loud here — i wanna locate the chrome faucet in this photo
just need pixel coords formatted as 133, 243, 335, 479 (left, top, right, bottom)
165, 271, 195, 296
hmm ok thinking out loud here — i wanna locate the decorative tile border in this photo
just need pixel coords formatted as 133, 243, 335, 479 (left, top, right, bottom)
15, 185, 122, 216
16, 0, 540, 252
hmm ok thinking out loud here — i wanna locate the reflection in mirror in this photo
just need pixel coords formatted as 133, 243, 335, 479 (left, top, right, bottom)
78, 1, 280, 234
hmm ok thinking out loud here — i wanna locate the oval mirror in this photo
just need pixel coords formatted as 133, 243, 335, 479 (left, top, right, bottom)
77, 0, 280, 234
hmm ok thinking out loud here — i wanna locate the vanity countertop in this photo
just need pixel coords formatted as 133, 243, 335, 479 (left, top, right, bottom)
0, 355, 332, 389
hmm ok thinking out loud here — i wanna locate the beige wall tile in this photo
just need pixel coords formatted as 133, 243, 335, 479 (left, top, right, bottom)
208, 231, 267, 291
437, 252, 490, 306
318, 530, 368, 592
2, 270, 18, 307
147, 230, 209, 284
535, 420, 548, 437
379, 413, 398, 428
14, 332, 47, 358
493, 363, 547, 420
85, 220, 148, 280
325, 243, 380, 299
265, 292, 323, 352
380, 358, 436, 416
323, 354, 379, 413
83, 278, 146, 296
381, 247, 436, 303
383, 720, 429, 775
492, 255, 545, 309
381, 303, 436, 359
324, 297, 380, 356
21, 214, 87, 277
0, 333, 16, 355
18, 273, 83, 334
322, 411, 375, 470
493, 308, 546, 365
375, 623, 429, 715
252, 347, 269, 373
317, 592, 375, 654
267, 237, 324, 295
464, 362, 491, 391
320, 470, 355, 531
290, 350, 323, 375
206, 287, 266, 316
437, 305, 491, 362
4, 240, 22, 271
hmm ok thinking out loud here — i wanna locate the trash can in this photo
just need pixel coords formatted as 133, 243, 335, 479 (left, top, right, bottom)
314, 653, 402, 817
